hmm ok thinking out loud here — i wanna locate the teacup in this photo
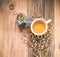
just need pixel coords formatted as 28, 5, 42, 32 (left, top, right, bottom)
31, 18, 51, 35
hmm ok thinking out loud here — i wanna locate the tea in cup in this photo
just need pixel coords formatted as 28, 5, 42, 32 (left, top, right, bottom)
31, 18, 51, 35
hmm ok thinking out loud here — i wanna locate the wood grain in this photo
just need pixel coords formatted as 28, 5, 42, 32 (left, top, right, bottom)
54, 0, 60, 57
0, 0, 28, 57
0, 0, 55, 57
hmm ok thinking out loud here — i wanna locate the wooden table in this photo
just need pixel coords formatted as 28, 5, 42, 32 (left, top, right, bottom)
0, 0, 60, 57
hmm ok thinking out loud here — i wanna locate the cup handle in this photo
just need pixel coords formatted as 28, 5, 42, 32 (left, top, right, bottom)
46, 19, 52, 24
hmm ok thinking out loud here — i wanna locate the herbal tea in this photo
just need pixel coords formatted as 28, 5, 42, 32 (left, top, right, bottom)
32, 20, 46, 34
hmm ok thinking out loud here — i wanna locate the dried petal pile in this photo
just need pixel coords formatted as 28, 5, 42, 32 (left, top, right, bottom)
27, 22, 53, 57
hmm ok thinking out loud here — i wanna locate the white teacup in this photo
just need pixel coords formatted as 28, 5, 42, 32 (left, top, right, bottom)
31, 18, 51, 35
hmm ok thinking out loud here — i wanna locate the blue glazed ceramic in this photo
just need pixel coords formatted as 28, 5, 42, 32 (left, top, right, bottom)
17, 14, 33, 25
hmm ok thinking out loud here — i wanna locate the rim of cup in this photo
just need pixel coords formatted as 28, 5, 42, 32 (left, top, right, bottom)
31, 18, 48, 35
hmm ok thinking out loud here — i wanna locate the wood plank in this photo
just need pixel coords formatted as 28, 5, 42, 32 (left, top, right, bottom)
0, 0, 28, 57
27, 0, 54, 57
54, 0, 60, 57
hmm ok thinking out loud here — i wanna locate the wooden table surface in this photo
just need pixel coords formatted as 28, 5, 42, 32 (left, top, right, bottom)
0, 0, 60, 57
